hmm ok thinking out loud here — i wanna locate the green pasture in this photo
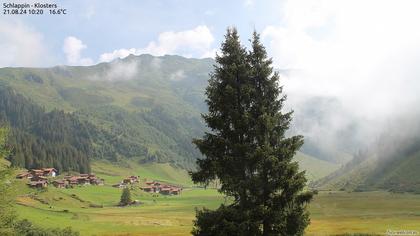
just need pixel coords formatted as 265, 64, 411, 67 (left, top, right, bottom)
13, 162, 420, 236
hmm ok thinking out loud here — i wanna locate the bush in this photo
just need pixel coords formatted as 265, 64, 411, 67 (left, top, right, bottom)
14, 219, 80, 236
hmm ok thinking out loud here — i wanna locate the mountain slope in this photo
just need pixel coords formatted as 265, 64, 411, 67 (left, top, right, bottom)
0, 54, 343, 174
313, 119, 420, 192
0, 55, 212, 169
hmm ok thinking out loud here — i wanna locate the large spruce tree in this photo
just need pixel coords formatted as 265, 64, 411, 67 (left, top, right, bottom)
191, 28, 314, 236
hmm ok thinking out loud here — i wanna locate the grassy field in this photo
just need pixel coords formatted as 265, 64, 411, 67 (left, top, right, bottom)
294, 152, 340, 182
13, 162, 420, 236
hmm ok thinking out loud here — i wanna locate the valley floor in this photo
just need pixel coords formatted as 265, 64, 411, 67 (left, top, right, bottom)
13, 162, 420, 236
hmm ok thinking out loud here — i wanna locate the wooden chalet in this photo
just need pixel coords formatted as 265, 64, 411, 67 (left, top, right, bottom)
30, 169, 44, 177
160, 187, 172, 195
142, 181, 182, 195
141, 186, 154, 192
67, 177, 79, 186
28, 180, 48, 188
16, 172, 31, 179
42, 168, 57, 177
52, 180, 66, 188
31, 175, 47, 181
170, 188, 181, 195
28, 168, 57, 177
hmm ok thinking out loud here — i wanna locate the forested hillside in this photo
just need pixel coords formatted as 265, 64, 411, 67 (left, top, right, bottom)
0, 55, 211, 171
0, 87, 92, 173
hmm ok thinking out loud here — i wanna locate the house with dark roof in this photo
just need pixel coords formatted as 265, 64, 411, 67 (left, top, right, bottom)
28, 180, 48, 188
52, 180, 66, 188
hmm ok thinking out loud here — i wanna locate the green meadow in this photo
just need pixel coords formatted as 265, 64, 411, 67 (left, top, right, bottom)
13, 161, 420, 236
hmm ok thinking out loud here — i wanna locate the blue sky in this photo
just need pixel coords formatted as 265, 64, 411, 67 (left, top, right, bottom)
1, 0, 284, 66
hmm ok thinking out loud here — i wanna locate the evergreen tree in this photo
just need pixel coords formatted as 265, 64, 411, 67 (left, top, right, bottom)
119, 188, 132, 206
191, 28, 314, 236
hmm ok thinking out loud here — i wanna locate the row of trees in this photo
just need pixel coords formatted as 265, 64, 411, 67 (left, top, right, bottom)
191, 28, 314, 235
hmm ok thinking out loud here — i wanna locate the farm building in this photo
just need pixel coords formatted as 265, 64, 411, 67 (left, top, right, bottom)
42, 168, 57, 177
142, 181, 182, 195
16, 172, 31, 179
61, 174, 104, 187
113, 176, 140, 188
52, 180, 66, 188
17, 167, 58, 179
28, 180, 48, 188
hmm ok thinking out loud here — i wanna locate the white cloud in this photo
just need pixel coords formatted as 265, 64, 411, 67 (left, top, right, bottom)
151, 57, 162, 69
63, 36, 93, 66
88, 60, 138, 81
0, 19, 51, 67
169, 70, 185, 81
262, 0, 420, 120
244, 0, 254, 7
98, 25, 216, 62
201, 48, 219, 59
99, 48, 137, 63
106, 60, 138, 81
261, 0, 420, 154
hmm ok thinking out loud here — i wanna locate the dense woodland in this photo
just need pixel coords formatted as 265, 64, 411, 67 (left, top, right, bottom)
0, 87, 92, 173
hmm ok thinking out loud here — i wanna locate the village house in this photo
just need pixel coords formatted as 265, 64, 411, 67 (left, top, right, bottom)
76, 176, 89, 185
170, 188, 181, 195
142, 181, 182, 195
16, 172, 31, 179
17, 167, 58, 180
17, 168, 104, 189
30, 169, 44, 177
141, 186, 154, 192
52, 180, 66, 188
42, 168, 57, 177
27, 180, 48, 188
57, 174, 104, 188
113, 176, 139, 188
88, 175, 104, 185
67, 176, 79, 186
159, 187, 172, 195
31, 175, 47, 182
